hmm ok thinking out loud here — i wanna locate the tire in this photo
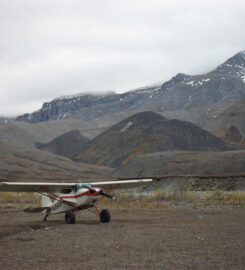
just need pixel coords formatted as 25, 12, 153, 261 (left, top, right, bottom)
65, 211, 76, 224
100, 209, 111, 223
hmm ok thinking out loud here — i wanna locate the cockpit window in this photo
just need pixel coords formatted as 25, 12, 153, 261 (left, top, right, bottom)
61, 188, 72, 194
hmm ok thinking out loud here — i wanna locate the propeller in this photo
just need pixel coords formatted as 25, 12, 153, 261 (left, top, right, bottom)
99, 190, 115, 200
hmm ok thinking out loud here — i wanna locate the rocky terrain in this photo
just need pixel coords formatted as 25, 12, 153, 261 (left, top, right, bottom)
1, 207, 244, 270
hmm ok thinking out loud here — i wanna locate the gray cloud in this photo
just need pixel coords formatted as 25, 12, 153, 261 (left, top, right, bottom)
0, 0, 245, 116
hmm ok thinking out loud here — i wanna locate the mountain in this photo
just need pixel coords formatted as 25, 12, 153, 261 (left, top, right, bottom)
2, 51, 244, 182
16, 51, 245, 124
36, 130, 89, 159
75, 111, 230, 167
209, 50, 245, 79
0, 139, 112, 182
15, 86, 161, 123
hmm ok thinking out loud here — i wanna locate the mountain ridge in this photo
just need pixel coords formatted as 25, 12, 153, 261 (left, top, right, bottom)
16, 51, 245, 124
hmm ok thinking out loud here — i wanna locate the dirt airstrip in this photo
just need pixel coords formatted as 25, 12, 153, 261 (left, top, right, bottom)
0, 206, 244, 270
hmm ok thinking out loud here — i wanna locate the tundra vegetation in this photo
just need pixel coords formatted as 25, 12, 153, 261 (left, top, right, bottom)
1, 190, 244, 210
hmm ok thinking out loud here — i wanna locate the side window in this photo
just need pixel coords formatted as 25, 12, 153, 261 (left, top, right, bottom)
74, 184, 81, 192
61, 188, 72, 194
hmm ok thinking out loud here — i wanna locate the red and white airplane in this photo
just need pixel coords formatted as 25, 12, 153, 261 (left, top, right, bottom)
0, 179, 152, 224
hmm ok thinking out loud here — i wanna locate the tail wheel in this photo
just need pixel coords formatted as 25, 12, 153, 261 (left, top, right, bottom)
65, 211, 76, 224
100, 209, 111, 223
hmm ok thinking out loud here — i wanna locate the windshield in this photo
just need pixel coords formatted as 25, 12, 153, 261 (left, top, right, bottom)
74, 183, 91, 192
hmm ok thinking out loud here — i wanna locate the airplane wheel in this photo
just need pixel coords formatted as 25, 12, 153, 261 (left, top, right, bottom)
100, 209, 111, 223
65, 211, 76, 224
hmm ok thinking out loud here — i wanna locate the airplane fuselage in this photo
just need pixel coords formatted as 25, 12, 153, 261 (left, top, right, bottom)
48, 187, 101, 215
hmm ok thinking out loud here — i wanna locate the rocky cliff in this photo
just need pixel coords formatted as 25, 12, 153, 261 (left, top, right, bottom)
16, 51, 245, 124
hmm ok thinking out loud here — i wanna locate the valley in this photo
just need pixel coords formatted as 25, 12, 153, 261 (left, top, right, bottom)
0, 51, 245, 190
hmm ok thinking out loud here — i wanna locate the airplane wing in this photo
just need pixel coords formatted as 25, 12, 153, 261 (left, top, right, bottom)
91, 179, 153, 190
0, 179, 153, 193
0, 182, 74, 193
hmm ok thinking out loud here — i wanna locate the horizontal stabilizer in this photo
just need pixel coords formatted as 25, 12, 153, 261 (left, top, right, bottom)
24, 207, 51, 213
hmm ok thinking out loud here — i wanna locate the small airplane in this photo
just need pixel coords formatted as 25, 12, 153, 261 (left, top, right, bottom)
0, 179, 152, 224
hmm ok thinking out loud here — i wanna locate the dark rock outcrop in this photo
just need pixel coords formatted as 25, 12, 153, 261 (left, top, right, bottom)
225, 126, 242, 142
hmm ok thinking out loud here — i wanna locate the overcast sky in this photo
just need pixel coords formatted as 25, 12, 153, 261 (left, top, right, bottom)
0, 0, 245, 116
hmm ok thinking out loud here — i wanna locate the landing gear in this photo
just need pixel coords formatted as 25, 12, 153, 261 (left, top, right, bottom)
88, 207, 111, 223
65, 211, 76, 224
43, 210, 50, 222
100, 209, 111, 223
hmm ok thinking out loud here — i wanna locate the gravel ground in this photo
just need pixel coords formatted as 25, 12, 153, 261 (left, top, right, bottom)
0, 207, 244, 270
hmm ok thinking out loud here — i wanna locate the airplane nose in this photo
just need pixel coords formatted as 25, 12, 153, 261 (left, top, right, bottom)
91, 188, 101, 195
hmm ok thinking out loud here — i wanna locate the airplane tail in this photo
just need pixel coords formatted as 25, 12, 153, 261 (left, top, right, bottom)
24, 207, 51, 213
23, 194, 52, 214
41, 194, 53, 207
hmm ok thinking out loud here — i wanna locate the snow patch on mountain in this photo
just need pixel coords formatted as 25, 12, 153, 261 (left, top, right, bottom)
186, 81, 194, 86
120, 122, 133, 133
185, 78, 210, 87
